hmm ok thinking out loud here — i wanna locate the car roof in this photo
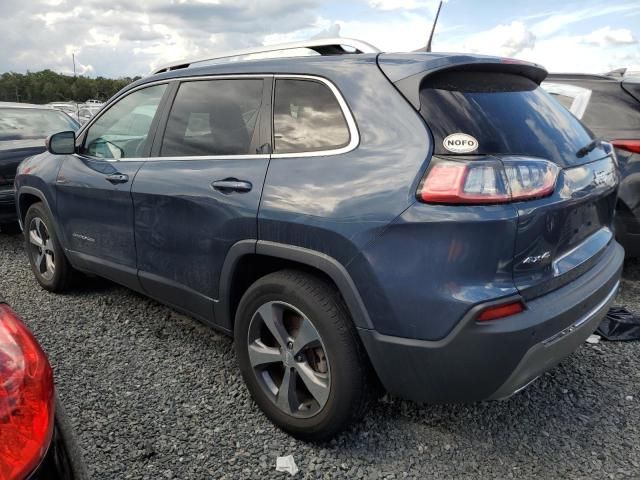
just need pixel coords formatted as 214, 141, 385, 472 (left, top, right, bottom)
0, 101, 57, 110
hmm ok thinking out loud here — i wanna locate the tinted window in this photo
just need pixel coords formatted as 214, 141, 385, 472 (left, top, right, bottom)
273, 79, 350, 154
0, 108, 78, 141
161, 79, 263, 157
420, 72, 595, 160
82, 84, 166, 159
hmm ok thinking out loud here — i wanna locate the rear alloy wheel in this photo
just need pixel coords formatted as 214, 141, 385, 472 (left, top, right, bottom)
247, 301, 331, 418
235, 270, 372, 441
25, 203, 74, 292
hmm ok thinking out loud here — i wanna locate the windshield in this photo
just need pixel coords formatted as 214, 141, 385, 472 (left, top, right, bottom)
0, 108, 79, 141
419, 71, 597, 163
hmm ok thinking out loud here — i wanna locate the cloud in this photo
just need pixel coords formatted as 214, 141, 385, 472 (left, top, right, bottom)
454, 21, 536, 58
0, 0, 321, 77
368, 0, 431, 10
582, 26, 636, 46
531, 3, 640, 37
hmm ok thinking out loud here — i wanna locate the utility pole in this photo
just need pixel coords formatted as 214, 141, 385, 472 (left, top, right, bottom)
426, 1, 443, 52
73, 53, 77, 77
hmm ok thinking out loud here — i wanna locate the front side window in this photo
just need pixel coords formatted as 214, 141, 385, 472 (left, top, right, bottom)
81, 84, 166, 160
273, 79, 350, 154
160, 79, 264, 157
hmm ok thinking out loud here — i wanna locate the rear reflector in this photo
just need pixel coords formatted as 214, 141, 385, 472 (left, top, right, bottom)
418, 157, 559, 205
611, 139, 640, 154
477, 301, 525, 321
0, 304, 54, 480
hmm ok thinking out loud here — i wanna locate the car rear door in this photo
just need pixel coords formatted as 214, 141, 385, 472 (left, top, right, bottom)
131, 75, 272, 324
56, 83, 169, 290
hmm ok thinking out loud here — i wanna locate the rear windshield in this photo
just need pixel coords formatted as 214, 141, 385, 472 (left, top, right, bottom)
420, 72, 595, 159
0, 108, 78, 141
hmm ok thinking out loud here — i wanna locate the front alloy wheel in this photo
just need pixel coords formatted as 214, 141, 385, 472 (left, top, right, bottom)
248, 301, 330, 418
28, 217, 56, 281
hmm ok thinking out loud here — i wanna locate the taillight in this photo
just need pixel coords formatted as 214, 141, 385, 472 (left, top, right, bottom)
611, 139, 640, 154
0, 304, 54, 480
418, 157, 560, 205
477, 300, 525, 321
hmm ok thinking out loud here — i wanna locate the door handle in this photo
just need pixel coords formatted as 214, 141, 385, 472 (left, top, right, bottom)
211, 179, 253, 193
105, 173, 129, 184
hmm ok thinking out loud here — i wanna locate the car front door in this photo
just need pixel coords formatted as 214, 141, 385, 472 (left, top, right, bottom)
131, 76, 271, 324
56, 83, 169, 289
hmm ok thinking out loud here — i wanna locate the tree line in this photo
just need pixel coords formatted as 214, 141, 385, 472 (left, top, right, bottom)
0, 70, 141, 104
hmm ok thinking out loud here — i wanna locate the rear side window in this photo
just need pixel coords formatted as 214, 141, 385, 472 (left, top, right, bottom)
420, 72, 595, 160
161, 79, 263, 157
273, 79, 350, 154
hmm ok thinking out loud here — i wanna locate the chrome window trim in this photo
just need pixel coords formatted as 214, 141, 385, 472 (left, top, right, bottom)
77, 73, 359, 163
271, 74, 360, 158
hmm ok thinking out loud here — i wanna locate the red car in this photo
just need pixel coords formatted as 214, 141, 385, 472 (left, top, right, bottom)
0, 296, 87, 479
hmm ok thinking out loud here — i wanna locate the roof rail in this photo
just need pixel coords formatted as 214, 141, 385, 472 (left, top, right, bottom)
150, 37, 381, 75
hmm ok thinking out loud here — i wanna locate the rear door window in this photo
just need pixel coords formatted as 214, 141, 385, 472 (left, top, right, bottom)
420, 71, 595, 162
160, 79, 263, 157
273, 79, 350, 154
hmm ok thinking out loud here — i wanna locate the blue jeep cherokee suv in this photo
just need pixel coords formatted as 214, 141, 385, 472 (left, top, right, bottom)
14, 39, 624, 440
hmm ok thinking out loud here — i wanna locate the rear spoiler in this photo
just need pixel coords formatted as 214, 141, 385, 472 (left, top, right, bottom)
378, 53, 548, 110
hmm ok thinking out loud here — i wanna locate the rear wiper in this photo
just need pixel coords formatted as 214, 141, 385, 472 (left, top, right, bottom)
576, 138, 603, 158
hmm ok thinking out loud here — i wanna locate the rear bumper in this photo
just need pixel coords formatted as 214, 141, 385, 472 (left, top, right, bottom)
0, 188, 17, 222
358, 241, 624, 403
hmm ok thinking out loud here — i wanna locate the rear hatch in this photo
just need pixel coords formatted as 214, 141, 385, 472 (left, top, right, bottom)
379, 55, 618, 299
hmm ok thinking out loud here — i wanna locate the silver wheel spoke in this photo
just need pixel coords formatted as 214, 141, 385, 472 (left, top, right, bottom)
248, 341, 283, 368
36, 252, 46, 273
45, 253, 55, 274
295, 363, 330, 406
256, 303, 289, 348
293, 317, 321, 356
276, 367, 299, 415
29, 229, 43, 248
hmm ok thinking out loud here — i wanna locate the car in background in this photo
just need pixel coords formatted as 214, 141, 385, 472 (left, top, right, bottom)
48, 103, 80, 122
77, 104, 103, 125
543, 73, 640, 257
0, 103, 80, 232
0, 295, 87, 479
15, 39, 624, 440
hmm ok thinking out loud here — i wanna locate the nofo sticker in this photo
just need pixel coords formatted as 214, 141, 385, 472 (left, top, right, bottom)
443, 133, 479, 153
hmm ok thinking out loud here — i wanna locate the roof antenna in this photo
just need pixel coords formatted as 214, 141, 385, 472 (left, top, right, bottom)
426, 1, 444, 52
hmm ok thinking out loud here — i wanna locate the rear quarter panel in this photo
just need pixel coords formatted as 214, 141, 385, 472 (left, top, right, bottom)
258, 58, 431, 265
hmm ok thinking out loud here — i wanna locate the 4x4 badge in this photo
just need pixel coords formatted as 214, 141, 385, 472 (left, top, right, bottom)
443, 133, 479, 153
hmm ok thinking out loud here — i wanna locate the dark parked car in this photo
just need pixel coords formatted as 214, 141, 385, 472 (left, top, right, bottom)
543, 74, 640, 257
0, 103, 80, 231
14, 39, 624, 440
0, 296, 87, 479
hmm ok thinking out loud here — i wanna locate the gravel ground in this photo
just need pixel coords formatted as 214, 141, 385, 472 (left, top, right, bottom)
1, 230, 640, 479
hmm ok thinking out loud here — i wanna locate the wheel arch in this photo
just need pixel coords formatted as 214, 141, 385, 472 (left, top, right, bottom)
214, 240, 374, 334
17, 187, 51, 228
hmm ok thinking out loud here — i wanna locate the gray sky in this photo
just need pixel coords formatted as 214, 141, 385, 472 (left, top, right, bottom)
1, 0, 639, 77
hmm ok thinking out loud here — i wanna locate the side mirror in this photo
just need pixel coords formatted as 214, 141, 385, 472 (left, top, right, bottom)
46, 131, 76, 155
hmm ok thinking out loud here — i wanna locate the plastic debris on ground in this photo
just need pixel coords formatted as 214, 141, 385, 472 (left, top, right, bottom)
276, 455, 299, 476
596, 306, 640, 341
586, 334, 601, 344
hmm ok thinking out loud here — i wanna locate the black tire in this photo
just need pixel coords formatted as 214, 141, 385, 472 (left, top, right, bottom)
24, 202, 74, 292
235, 269, 372, 441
